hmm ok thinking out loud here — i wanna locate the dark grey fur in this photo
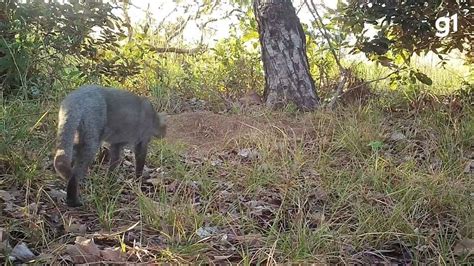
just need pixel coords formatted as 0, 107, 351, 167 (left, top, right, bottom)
54, 85, 166, 207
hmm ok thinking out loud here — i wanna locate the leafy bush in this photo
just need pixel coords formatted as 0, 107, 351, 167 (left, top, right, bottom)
0, 0, 139, 98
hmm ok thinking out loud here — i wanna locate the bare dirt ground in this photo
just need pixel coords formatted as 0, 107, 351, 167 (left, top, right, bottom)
167, 111, 256, 153
166, 111, 313, 154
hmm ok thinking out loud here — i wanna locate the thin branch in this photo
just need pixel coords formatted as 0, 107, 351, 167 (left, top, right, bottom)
147, 46, 204, 54
166, 1, 208, 43
198, 7, 245, 30
345, 69, 400, 91
326, 69, 400, 109
157, 5, 178, 29
296, 1, 305, 15
327, 70, 348, 109
122, 0, 133, 42
166, 15, 192, 43
197, 8, 245, 47
304, 0, 343, 70
305, 0, 348, 108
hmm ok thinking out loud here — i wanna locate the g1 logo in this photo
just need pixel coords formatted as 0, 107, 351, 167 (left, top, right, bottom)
435, 13, 458, 37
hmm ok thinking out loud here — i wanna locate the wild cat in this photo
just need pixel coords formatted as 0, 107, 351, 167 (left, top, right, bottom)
53, 85, 166, 207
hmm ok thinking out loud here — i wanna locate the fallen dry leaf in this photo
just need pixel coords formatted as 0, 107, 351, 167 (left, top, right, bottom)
100, 247, 126, 262
2, 201, 24, 218
0, 190, 14, 201
65, 237, 101, 264
453, 238, 474, 256
238, 148, 259, 160
46, 188, 66, 201
210, 158, 223, 166
146, 166, 165, 178
65, 222, 87, 234
21, 202, 40, 215
196, 226, 219, 238
11, 242, 36, 262
389, 131, 406, 141
122, 159, 134, 167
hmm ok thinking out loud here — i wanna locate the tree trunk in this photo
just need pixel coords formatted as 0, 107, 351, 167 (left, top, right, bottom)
254, 0, 319, 111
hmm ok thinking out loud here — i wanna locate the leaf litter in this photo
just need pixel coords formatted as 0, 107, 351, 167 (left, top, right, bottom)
1, 110, 472, 264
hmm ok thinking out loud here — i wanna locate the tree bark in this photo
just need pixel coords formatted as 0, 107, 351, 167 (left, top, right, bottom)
254, 0, 319, 111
